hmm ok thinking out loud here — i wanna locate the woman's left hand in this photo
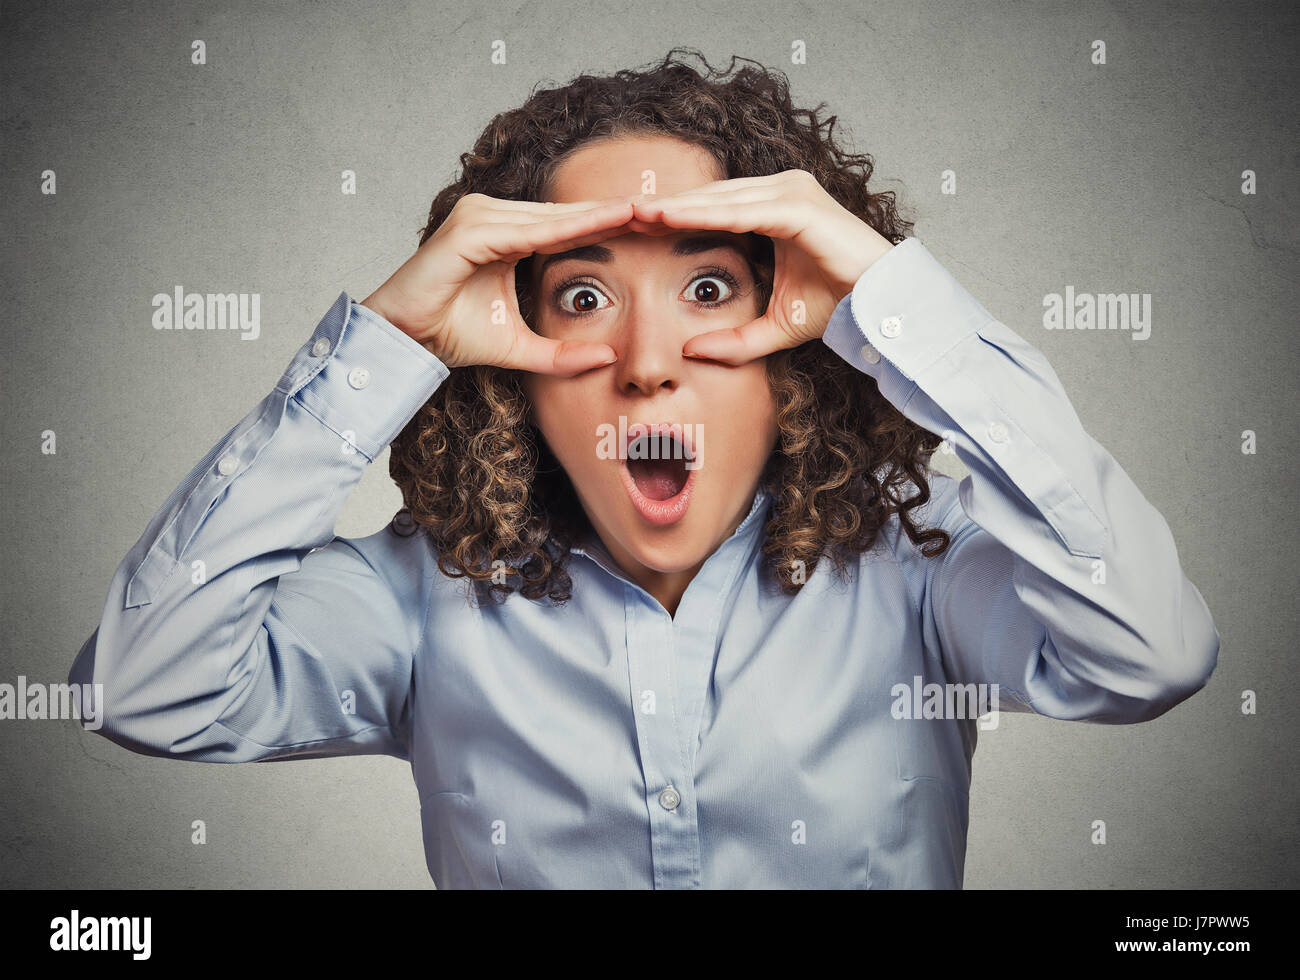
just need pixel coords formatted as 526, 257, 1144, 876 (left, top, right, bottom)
630, 169, 896, 365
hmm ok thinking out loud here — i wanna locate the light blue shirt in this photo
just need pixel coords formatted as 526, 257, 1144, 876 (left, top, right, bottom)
70, 238, 1219, 888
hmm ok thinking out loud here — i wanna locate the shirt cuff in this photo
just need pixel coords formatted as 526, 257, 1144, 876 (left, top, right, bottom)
823, 238, 997, 400
278, 291, 450, 462
821, 239, 1109, 559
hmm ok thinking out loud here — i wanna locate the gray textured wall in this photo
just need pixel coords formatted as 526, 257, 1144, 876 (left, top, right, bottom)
2, 0, 1296, 888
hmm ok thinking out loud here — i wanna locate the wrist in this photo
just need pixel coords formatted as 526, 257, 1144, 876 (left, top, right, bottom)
358, 291, 447, 363
857, 231, 896, 276
359, 291, 401, 331
828, 225, 895, 299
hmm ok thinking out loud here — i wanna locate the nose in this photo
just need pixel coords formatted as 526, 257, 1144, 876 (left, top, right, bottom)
613, 296, 683, 397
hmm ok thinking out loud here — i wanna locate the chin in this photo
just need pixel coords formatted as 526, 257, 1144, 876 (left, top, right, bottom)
612, 520, 715, 574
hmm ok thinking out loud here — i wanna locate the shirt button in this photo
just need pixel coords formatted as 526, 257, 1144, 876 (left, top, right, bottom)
658, 786, 680, 811
217, 455, 238, 476
880, 315, 903, 338
860, 342, 881, 364
347, 367, 371, 389
311, 338, 331, 357
988, 421, 1010, 444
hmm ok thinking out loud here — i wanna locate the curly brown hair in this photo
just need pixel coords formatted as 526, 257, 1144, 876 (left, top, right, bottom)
387, 47, 950, 604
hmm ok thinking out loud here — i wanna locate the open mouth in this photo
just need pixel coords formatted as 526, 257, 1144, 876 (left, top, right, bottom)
627, 433, 690, 500
619, 426, 696, 526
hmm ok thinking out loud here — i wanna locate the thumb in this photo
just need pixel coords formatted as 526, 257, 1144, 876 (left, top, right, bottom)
504, 329, 618, 377
681, 314, 795, 366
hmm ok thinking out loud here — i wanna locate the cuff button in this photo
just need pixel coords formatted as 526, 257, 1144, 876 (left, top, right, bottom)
311, 338, 331, 357
880, 315, 903, 338
347, 367, 371, 390
860, 342, 881, 364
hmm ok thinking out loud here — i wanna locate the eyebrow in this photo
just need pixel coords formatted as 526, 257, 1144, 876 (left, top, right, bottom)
534, 234, 754, 280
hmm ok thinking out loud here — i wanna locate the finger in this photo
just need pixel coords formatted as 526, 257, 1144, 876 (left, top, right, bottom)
518, 216, 674, 262
472, 200, 637, 227
635, 198, 805, 241
479, 209, 680, 268
632, 170, 817, 219
504, 330, 618, 377
475, 201, 671, 242
464, 202, 634, 265
522, 224, 633, 256
640, 172, 795, 200
521, 215, 648, 255
621, 215, 677, 236
478, 195, 640, 213
681, 315, 797, 366
634, 187, 781, 220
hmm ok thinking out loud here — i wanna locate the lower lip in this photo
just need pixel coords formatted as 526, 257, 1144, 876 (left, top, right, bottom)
619, 459, 695, 527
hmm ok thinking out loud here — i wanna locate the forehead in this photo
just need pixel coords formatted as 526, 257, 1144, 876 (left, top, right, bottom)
544, 133, 725, 202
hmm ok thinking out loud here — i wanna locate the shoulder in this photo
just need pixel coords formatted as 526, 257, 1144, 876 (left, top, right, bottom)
833, 472, 972, 616
866, 471, 972, 575
319, 516, 444, 609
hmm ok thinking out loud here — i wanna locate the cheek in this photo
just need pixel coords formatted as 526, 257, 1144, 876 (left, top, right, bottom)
524, 378, 559, 440
740, 366, 779, 434
705, 368, 779, 468
524, 378, 597, 466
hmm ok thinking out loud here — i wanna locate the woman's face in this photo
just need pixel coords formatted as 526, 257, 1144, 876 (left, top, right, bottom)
521, 134, 779, 592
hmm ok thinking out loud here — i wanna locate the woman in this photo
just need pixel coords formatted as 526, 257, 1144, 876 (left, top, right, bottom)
70, 49, 1219, 888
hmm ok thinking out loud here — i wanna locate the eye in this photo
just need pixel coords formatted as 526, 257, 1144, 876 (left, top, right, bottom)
682, 268, 740, 308
555, 280, 612, 316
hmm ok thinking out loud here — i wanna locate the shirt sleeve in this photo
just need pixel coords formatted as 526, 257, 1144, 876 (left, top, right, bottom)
68, 292, 449, 761
822, 239, 1219, 723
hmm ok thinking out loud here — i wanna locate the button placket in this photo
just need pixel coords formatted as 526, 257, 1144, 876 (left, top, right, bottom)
623, 596, 695, 885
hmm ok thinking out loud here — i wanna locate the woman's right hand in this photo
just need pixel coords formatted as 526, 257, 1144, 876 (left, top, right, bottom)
360, 194, 641, 375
